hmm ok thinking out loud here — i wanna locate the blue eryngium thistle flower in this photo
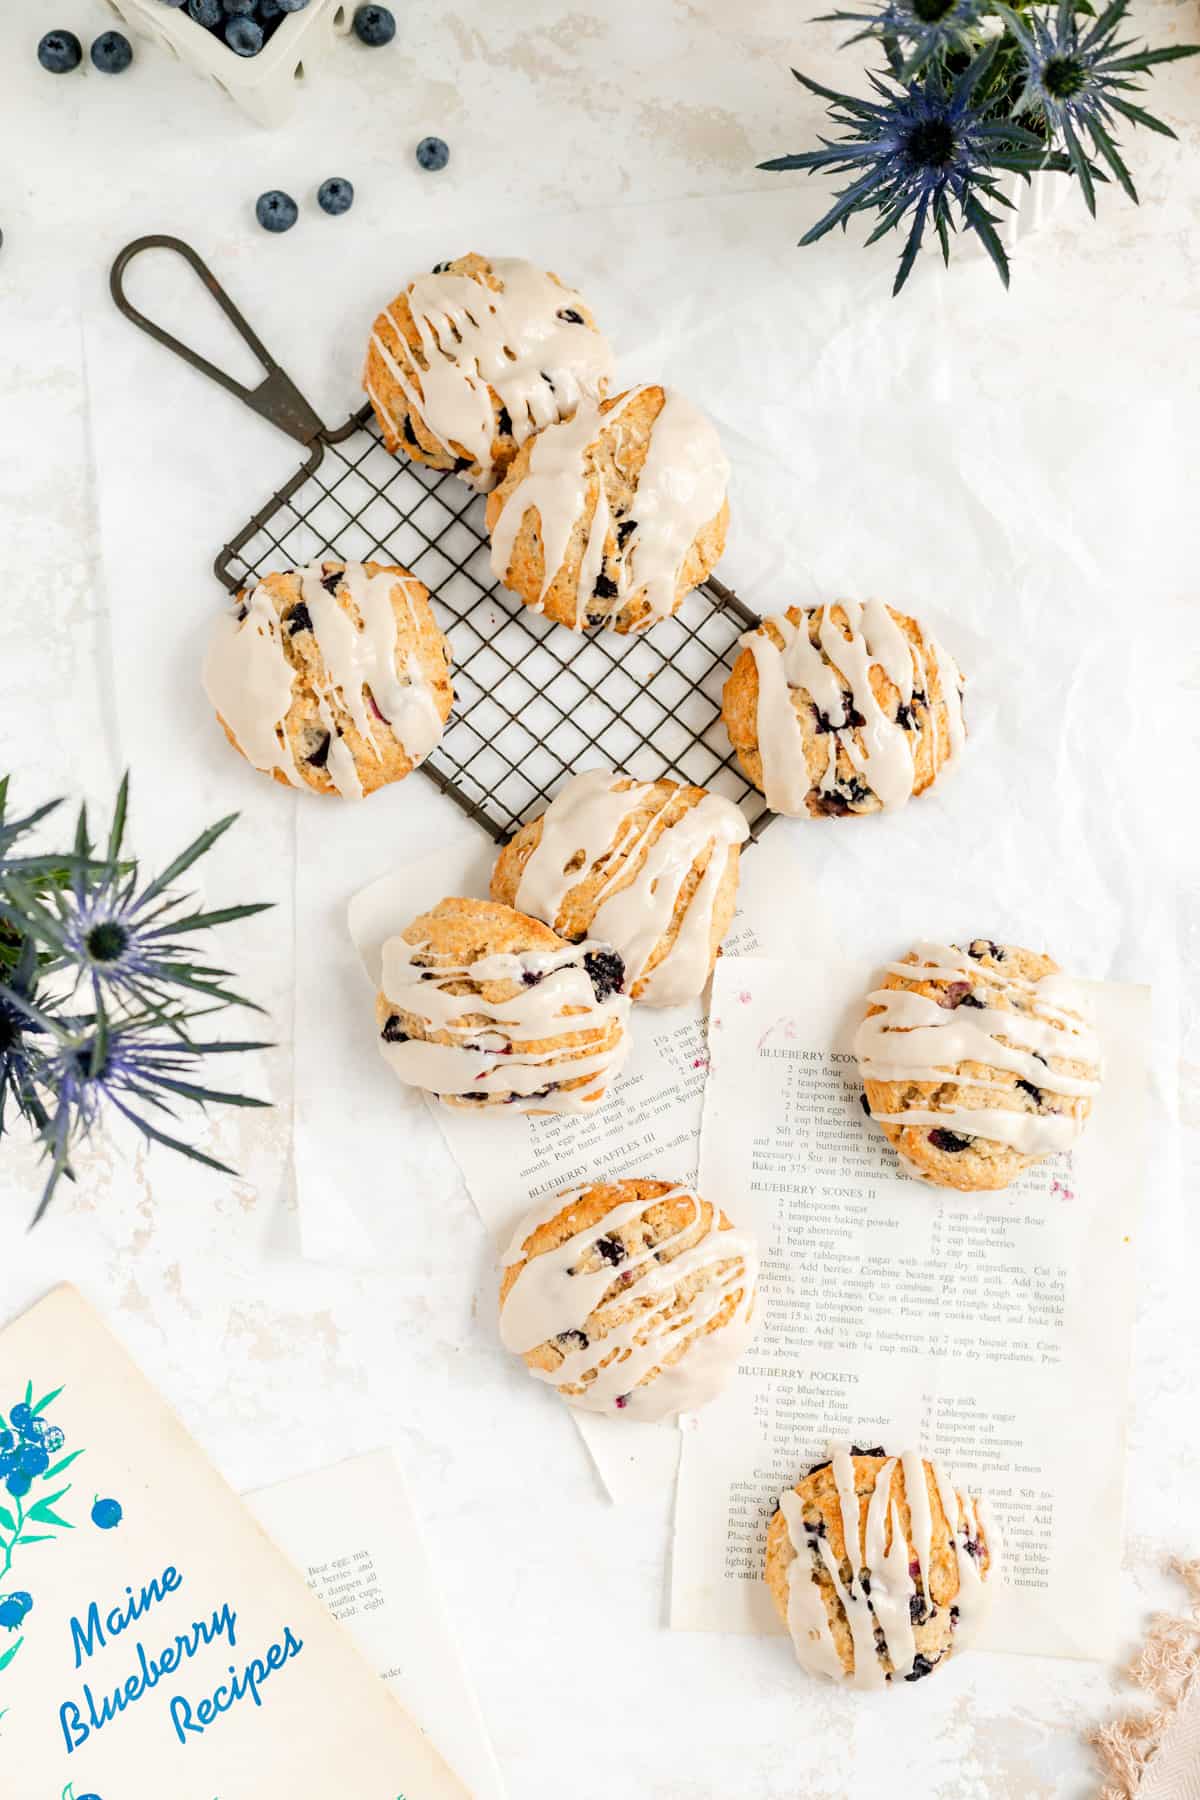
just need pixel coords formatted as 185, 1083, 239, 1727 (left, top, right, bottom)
6, 774, 271, 1021
759, 41, 1080, 293
817, 0, 986, 80
0, 937, 52, 1142
23, 998, 271, 1226
998, 0, 1199, 214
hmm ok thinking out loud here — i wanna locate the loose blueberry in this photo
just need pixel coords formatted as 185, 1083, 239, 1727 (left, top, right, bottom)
380, 1014, 408, 1042
318, 177, 354, 216
287, 602, 313, 634
225, 17, 264, 53
256, 190, 299, 233
583, 948, 625, 1002
189, 0, 222, 27
928, 1128, 972, 1153
91, 1496, 123, 1530
416, 136, 450, 172
354, 4, 396, 45
594, 1234, 626, 1267
90, 30, 133, 73
38, 29, 82, 72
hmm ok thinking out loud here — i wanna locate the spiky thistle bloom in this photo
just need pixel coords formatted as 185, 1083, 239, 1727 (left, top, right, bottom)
0, 938, 54, 1144
759, 40, 1083, 293
22, 997, 271, 1226
6, 775, 271, 1021
818, 0, 987, 80
998, 0, 1199, 213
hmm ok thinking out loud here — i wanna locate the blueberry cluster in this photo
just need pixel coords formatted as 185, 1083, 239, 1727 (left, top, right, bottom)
0, 1402, 66, 1500
0, 1590, 33, 1633
37, 29, 134, 73
175, 0, 316, 58
255, 178, 355, 232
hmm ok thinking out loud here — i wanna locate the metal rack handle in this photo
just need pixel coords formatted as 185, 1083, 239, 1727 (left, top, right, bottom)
109, 234, 325, 447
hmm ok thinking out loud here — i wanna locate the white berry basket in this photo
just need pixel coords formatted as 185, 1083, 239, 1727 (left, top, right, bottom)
100, 0, 354, 127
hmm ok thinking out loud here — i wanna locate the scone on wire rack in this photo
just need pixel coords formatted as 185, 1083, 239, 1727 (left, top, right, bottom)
375, 897, 630, 1114
363, 254, 614, 492
765, 1446, 997, 1688
489, 769, 748, 1008
499, 1177, 757, 1421
202, 560, 452, 800
485, 384, 730, 634
722, 601, 965, 817
855, 939, 1104, 1191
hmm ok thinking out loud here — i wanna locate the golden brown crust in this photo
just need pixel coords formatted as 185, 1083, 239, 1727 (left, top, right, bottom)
374, 897, 627, 1113
721, 603, 963, 817
500, 1177, 753, 1404
764, 1453, 993, 1681
364, 253, 607, 486
489, 777, 743, 1002
860, 940, 1096, 1192
485, 386, 728, 634
216, 561, 452, 799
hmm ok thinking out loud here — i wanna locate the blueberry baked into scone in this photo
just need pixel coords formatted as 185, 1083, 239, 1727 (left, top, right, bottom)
855, 940, 1103, 1191
485, 385, 730, 634
364, 254, 615, 492
202, 560, 452, 799
722, 601, 965, 817
375, 897, 630, 1114
490, 769, 748, 1008
765, 1446, 996, 1687
499, 1177, 757, 1420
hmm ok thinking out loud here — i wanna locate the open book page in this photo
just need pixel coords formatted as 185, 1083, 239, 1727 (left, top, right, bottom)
330, 829, 828, 1502
670, 957, 1147, 1662
248, 1450, 505, 1800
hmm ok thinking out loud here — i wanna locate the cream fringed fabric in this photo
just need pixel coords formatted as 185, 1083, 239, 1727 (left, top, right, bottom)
1092, 1559, 1200, 1799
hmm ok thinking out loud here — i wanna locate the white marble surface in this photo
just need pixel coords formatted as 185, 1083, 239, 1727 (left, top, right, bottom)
2, 3, 1200, 1795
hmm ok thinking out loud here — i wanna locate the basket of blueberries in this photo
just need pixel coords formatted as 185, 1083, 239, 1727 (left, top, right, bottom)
37, 0, 399, 126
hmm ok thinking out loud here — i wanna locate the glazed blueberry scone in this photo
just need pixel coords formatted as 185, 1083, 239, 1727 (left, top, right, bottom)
765, 1445, 996, 1688
499, 1177, 757, 1420
855, 940, 1103, 1191
489, 769, 748, 1008
375, 897, 630, 1114
364, 254, 614, 492
722, 601, 965, 817
202, 560, 452, 799
484, 385, 730, 634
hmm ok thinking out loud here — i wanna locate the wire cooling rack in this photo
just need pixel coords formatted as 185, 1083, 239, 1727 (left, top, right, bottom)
112, 235, 771, 845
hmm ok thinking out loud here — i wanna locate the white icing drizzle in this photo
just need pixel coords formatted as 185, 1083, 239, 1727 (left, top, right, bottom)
512, 770, 748, 1007
367, 257, 615, 492
854, 941, 1103, 1156
737, 601, 965, 816
488, 386, 730, 632
499, 1183, 757, 1420
779, 1445, 995, 1687
202, 563, 445, 800
377, 928, 629, 1114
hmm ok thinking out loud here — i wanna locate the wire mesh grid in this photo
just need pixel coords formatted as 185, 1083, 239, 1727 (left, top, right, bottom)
215, 404, 772, 845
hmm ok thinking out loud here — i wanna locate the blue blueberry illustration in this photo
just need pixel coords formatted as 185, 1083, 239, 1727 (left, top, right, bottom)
17, 1443, 49, 1479
317, 177, 354, 216
37, 30, 82, 73
256, 190, 299, 233
9, 1404, 33, 1433
353, 5, 396, 46
0, 1592, 32, 1631
416, 137, 450, 172
4, 1470, 31, 1499
91, 1497, 123, 1531
90, 31, 134, 73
